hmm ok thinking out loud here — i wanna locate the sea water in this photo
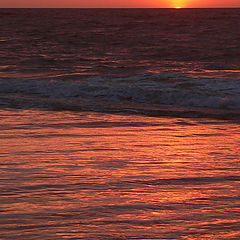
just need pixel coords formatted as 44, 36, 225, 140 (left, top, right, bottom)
0, 8, 240, 114
0, 9, 239, 239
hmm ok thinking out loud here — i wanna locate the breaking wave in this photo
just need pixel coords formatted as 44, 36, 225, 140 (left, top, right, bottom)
1, 72, 240, 119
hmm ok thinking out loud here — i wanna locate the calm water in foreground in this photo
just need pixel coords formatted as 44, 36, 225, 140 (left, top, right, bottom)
0, 109, 239, 239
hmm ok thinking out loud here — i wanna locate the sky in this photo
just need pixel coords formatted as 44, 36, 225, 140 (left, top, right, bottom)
1, 0, 240, 8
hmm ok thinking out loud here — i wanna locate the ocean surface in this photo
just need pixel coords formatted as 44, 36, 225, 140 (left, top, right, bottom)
0, 8, 239, 239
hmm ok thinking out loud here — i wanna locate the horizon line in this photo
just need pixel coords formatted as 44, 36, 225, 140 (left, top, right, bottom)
1, 7, 240, 9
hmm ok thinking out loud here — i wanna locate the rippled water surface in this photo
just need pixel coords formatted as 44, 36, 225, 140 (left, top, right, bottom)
0, 9, 240, 114
0, 8, 239, 239
0, 109, 239, 239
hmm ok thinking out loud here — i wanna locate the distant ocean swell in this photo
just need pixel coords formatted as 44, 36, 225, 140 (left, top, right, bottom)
1, 72, 240, 119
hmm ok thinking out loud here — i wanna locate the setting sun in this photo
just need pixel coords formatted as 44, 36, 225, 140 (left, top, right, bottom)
0, 0, 240, 8
171, 0, 187, 8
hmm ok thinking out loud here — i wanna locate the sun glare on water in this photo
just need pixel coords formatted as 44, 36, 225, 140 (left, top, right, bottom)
175, 6, 182, 9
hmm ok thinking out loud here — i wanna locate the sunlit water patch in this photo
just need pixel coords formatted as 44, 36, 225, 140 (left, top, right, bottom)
0, 109, 239, 239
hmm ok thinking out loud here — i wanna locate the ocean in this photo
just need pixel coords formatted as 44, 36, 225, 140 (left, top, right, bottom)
0, 8, 239, 239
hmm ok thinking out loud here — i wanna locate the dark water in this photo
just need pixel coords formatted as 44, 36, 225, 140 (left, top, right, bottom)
0, 9, 240, 240
0, 9, 240, 116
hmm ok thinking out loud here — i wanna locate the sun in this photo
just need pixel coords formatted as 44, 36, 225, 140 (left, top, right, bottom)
171, 0, 188, 8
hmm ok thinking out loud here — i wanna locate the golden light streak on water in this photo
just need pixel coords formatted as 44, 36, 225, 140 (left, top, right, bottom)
0, 109, 239, 239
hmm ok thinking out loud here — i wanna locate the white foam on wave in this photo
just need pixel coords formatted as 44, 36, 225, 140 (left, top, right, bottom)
0, 72, 240, 111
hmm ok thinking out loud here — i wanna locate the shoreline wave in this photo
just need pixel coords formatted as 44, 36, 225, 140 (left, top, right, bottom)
1, 72, 240, 120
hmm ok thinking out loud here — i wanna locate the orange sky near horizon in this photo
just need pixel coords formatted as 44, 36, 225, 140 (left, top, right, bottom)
1, 0, 240, 8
